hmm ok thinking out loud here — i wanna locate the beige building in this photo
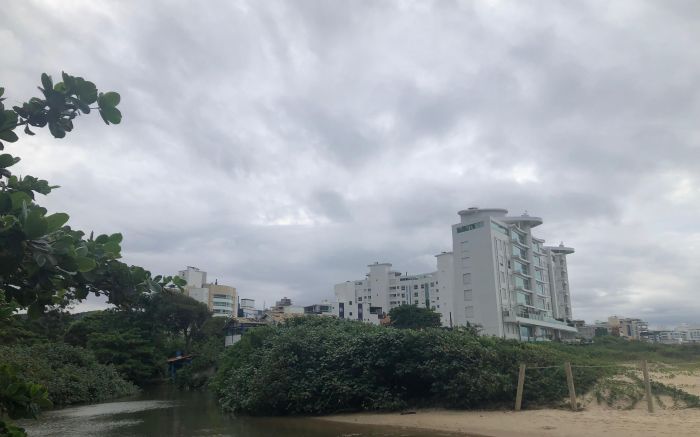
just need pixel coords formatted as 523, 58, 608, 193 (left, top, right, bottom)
178, 266, 238, 317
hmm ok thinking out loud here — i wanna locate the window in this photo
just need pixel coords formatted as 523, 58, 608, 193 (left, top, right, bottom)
491, 222, 509, 235
465, 305, 475, 318
512, 246, 527, 259
349, 300, 352, 305
456, 221, 484, 233
349, 312, 353, 316
536, 282, 546, 294
517, 291, 533, 306
414, 285, 418, 290
514, 276, 530, 290
464, 290, 473, 300
462, 273, 471, 285
213, 294, 231, 299
513, 260, 529, 275
511, 231, 526, 245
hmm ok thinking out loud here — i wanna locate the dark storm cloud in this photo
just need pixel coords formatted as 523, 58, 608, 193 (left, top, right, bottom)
2, 0, 699, 327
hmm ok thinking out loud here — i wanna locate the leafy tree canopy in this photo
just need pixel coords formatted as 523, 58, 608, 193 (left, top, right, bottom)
388, 304, 442, 329
0, 72, 184, 318
0, 72, 183, 436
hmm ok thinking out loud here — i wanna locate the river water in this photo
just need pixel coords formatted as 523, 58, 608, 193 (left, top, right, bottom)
19, 386, 460, 437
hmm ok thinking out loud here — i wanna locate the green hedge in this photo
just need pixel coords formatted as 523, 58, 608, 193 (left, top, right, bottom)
212, 317, 605, 415
0, 343, 138, 406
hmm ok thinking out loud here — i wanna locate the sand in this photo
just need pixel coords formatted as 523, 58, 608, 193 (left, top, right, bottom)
323, 407, 700, 437
321, 368, 700, 437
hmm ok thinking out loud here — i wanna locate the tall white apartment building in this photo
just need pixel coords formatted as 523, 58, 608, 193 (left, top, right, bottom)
178, 266, 238, 317
333, 207, 578, 341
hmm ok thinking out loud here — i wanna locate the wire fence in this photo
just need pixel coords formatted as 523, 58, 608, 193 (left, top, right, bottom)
514, 360, 700, 413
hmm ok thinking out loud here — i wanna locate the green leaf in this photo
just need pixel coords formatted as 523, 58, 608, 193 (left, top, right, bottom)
110, 233, 123, 243
23, 209, 48, 239
41, 73, 53, 91
0, 192, 11, 213
48, 122, 66, 138
45, 212, 69, 232
76, 257, 97, 272
71, 97, 90, 114
2, 109, 17, 129
0, 129, 18, 142
10, 192, 31, 210
34, 253, 47, 267
99, 106, 122, 125
102, 241, 121, 255
0, 153, 20, 167
0, 87, 4, 98
62, 71, 76, 92
75, 79, 98, 104
75, 245, 88, 257
100, 91, 120, 107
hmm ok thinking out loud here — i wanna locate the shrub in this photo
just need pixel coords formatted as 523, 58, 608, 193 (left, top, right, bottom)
212, 317, 604, 415
0, 343, 138, 406
64, 310, 166, 385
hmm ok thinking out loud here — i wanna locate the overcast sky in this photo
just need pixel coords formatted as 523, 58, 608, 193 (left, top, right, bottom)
2, 1, 699, 327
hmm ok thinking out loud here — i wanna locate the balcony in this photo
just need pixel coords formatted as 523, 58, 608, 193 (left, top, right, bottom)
517, 313, 577, 332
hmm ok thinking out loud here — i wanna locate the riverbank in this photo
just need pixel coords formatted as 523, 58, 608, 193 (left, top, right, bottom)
322, 406, 700, 437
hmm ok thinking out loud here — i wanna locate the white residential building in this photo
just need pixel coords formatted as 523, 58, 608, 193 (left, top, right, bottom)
178, 266, 238, 317
333, 207, 578, 341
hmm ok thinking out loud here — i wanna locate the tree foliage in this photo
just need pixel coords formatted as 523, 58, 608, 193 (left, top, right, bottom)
147, 290, 210, 352
0, 72, 182, 436
64, 310, 166, 385
0, 343, 137, 406
212, 317, 605, 415
388, 304, 441, 329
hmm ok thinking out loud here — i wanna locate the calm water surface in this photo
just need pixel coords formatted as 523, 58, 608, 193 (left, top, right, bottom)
20, 386, 462, 437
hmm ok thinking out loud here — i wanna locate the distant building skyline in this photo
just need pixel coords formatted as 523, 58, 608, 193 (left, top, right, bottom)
333, 207, 577, 341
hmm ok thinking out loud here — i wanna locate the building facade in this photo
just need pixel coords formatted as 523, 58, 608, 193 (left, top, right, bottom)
333, 207, 578, 341
178, 266, 238, 317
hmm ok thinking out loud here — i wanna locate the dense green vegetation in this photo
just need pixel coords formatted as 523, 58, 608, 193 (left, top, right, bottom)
0, 344, 137, 406
388, 304, 441, 329
0, 72, 188, 436
212, 317, 606, 415
64, 310, 167, 385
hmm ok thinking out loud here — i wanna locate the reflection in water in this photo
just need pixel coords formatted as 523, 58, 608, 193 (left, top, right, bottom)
19, 386, 462, 437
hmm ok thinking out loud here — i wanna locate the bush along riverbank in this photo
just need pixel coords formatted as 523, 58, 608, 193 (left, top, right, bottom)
0, 343, 138, 406
211, 317, 607, 415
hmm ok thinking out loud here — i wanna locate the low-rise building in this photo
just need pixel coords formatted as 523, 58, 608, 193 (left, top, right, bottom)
178, 266, 237, 317
304, 300, 335, 316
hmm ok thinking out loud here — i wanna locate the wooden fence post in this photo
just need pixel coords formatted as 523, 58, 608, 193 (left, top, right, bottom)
564, 362, 577, 411
515, 364, 526, 411
642, 360, 654, 413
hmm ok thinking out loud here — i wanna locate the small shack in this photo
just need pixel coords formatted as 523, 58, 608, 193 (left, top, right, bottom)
167, 353, 194, 379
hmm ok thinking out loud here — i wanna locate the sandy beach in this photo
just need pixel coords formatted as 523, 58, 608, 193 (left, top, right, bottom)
323, 407, 700, 437
322, 368, 700, 437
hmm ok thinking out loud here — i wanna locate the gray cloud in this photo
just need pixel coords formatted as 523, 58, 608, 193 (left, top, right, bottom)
2, 0, 700, 327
